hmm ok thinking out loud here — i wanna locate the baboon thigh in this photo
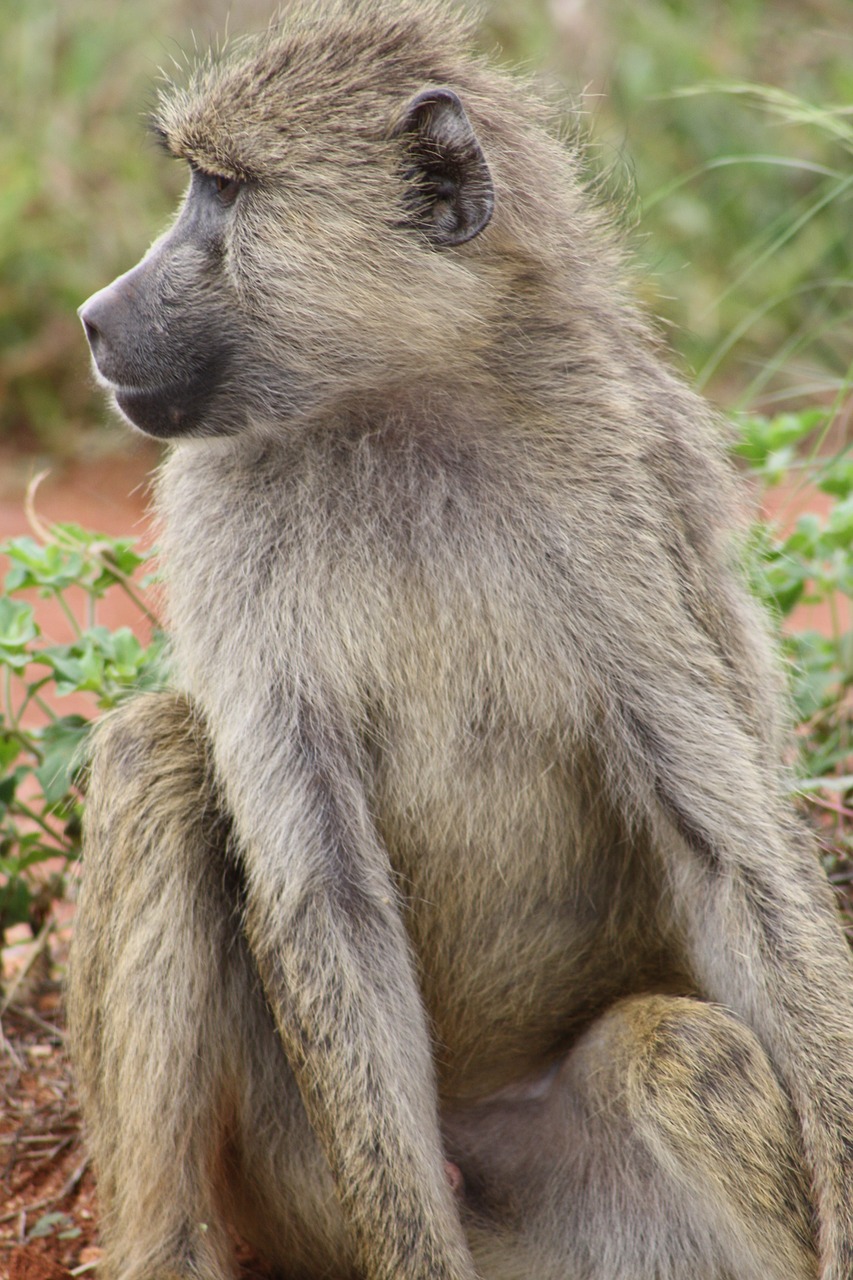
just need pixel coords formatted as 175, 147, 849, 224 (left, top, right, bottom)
445, 995, 817, 1280
67, 692, 350, 1280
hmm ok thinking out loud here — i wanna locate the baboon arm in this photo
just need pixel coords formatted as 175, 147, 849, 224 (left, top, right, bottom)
221, 708, 476, 1280
612, 674, 853, 1279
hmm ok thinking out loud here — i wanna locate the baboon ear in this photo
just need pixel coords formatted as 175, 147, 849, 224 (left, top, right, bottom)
394, 88, 494, 247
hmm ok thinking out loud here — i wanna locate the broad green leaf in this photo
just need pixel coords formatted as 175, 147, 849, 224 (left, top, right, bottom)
0, 597, 38, 651
35, 716, 90, 806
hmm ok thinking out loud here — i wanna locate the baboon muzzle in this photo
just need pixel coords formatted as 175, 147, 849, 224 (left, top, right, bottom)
79, 249, 231, 440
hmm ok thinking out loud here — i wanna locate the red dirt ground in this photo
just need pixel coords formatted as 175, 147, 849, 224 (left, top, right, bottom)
1, 930, 96, 1280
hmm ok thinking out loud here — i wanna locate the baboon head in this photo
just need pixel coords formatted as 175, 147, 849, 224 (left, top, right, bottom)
78, 1, 509, 441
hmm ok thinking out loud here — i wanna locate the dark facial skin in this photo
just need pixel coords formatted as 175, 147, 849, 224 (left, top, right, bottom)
79, 170, 245, 439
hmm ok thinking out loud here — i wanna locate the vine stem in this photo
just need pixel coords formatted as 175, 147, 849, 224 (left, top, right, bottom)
55, 591, 83, 640
12, 798, 72, 849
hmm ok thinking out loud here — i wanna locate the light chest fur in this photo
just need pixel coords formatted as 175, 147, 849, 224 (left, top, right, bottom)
157, 424, 676, 1094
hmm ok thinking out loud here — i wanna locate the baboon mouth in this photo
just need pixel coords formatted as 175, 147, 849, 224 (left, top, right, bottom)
114, 381, 214, 439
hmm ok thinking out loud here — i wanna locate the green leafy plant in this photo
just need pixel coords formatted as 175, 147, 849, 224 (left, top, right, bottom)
739, 408, 852, 860
29, 1211, 81, 1243
0, 510, 165, 945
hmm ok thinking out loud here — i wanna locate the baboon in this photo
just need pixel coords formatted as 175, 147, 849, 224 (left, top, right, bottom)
69, 2, 853, 1278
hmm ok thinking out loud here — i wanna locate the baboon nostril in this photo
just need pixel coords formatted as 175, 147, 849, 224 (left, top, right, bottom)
78, 303, 102, 352
82, 317, 101, 351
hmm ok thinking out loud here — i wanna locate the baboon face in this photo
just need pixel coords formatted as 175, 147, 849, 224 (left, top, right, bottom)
79, 169, 253, 438
79, 26, 496, 443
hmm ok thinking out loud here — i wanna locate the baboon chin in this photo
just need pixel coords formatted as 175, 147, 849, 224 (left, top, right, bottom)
69, 2, 851, 1278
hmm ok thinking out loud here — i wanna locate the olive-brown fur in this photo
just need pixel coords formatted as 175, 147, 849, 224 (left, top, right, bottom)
68, 3, 853, 1278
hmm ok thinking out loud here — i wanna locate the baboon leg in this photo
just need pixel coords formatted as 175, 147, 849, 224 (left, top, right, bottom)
67, 693, 351, 1280
445, 995, 817, 1280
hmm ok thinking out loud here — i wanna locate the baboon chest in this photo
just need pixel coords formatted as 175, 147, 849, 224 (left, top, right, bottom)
164, 445, 673, 1088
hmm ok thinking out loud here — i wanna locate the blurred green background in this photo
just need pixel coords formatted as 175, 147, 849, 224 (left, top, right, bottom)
2, 0, 852, 455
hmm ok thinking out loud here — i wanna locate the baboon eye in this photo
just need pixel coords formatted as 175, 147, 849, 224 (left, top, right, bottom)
212, 174, 242, 206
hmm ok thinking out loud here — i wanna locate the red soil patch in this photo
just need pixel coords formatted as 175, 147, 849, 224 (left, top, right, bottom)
1, 932, 97, 1280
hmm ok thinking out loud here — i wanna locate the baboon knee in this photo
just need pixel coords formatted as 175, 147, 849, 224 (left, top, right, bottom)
82, 691, 225, 877
579, 996, 805, 1164
581, 997, 816, 1268
87, 691, 203, 801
